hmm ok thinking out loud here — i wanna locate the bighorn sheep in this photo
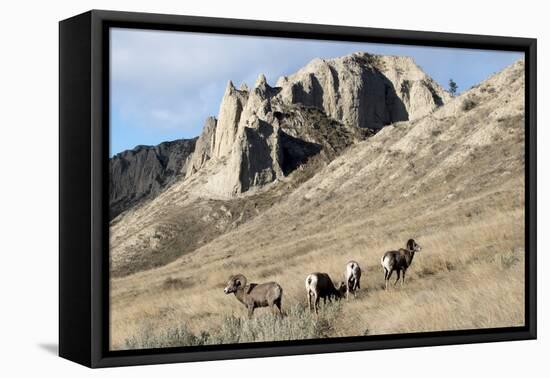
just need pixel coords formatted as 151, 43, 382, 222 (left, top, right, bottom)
381, 239, 422, 289
305, 272, 346, 314
223, 274, 283, 318
344, 261, 362, 299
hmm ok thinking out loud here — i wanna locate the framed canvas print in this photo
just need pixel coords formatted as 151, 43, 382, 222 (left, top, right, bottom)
59, 10, 537, 368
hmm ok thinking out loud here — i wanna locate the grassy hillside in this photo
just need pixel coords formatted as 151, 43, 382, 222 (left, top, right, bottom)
109, 60, 525, 350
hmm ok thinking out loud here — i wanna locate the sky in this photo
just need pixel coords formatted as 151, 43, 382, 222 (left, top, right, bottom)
110, 28, 523, 155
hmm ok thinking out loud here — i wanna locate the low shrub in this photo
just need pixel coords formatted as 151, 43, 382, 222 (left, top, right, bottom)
461, 98, 477, 111
123, 302, 343, 349
124, 323, 210, 349
212, 302, 342, 344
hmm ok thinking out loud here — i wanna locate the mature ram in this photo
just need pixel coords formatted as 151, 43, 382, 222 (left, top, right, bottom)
305, 272, 346, 314
381, 238, 422, 289
223, 274, 283, 318
344, 261, 362, 299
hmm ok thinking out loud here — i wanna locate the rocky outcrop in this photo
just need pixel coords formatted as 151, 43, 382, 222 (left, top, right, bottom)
201, 76, 283, 196
107, 52, 448, 206
224, 75, 285, 194
110, 138, 196, 219
110, 53, 451, 213
235, 118, 284, 192
212, 81, 249, 159
184, 52, 450, 197
277, 53, 450, 129
186, 117, 217, 177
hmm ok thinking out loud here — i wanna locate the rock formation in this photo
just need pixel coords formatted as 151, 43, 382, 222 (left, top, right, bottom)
212, 81, 249, 159
213, 74, 285, 195
111, 52, 452, 215
188, 53, 448, 197
276, 53, 449, 129
109, 138, 196, 219
186, 116, 217, 177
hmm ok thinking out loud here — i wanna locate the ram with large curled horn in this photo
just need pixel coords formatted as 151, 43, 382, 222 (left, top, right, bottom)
223, 274, 283, 318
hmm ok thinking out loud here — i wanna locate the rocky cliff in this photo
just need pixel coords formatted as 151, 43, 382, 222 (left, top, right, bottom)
277, 53, 449, 128
188, 52, 449, 197
110, 138, 196, 219
186, 117, 217, 178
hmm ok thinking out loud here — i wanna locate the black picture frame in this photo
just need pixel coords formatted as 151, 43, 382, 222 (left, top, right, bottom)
59, 9, 537, 368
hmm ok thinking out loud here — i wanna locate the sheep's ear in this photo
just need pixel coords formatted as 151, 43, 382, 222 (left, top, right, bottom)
235, 279, 241, 287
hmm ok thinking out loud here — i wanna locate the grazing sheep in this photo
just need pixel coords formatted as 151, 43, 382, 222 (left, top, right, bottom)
305, 272, 346, 314
345, 261, 362, 299
223, 274, 283, 318
381, 239, 422, 289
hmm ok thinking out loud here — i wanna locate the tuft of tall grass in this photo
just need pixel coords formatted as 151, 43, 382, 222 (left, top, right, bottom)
495, 250, 521, 270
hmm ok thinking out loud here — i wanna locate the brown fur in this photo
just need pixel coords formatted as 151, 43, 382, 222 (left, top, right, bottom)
381, 239, 422, 289
224, 274, 283, 317
305, 272, 346, 314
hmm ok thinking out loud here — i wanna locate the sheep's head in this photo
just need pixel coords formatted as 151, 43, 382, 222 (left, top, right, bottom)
224, 274, 247, 294
337, 281, 347, 297
407, 239, 422, 253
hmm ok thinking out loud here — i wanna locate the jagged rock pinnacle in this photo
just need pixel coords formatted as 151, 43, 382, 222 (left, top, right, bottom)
225, 80, 235, 93
255, 73, 267, 88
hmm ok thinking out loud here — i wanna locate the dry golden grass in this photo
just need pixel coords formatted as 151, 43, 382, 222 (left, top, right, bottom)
110, 199, 525, 349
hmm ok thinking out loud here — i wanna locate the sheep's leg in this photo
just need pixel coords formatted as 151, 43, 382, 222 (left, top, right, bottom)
307, 292, 312, 313
269, 301, 276, 315
275, 298, 282, 316
394, 270, 401, 286
402, 270, 406, 286
314, 296, 320, 315
386, 269, 394, 290
247, 305, 254, 319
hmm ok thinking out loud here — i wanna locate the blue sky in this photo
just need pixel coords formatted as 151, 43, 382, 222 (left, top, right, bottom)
110, 28, 523, 155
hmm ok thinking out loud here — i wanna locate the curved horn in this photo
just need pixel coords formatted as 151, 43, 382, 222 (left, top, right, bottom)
406, 239, 415, 251
233, 274, 247, 288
